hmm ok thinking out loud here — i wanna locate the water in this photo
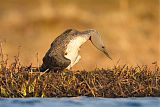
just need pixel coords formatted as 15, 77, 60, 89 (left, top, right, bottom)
0, 97, 160, 107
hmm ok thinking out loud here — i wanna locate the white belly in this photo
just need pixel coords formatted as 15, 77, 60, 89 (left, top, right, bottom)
64, 36, 88, 69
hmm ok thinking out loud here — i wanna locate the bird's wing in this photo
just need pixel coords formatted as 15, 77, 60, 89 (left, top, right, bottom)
48, 51, 71, 69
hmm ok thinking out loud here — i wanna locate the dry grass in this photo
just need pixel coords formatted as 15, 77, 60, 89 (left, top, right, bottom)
0, 54, 160, 98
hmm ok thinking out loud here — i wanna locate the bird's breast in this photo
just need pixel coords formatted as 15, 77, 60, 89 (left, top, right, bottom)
64, 36, 88, 63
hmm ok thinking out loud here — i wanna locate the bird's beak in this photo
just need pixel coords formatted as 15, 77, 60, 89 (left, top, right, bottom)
103, 49, 112, 60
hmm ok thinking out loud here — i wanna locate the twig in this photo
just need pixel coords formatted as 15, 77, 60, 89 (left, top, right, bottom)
0, 41, 4, 62
36, 52, 40, 71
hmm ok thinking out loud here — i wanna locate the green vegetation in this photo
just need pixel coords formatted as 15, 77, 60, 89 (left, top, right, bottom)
1, 57, 159, 97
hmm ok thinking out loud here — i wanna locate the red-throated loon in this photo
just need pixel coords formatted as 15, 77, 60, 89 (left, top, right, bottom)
40, 29, 112, 72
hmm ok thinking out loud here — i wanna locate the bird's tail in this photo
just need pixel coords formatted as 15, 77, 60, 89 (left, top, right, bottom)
39, 63, 48, 72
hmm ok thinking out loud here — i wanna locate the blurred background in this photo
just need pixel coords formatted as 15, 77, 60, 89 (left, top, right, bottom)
0, 0, 159, 70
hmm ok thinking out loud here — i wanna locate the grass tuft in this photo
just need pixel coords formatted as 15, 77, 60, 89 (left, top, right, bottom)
1, 59, 160, 98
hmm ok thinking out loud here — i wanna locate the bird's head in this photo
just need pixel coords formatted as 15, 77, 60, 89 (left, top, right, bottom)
87, 29, 112, 60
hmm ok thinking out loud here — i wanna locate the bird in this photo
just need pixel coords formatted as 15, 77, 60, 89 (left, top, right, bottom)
40, 29, 112, 72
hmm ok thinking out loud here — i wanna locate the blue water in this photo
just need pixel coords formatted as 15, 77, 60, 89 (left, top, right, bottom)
0, 97, 160, 107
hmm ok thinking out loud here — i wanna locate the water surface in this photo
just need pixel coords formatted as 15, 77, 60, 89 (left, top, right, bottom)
0, 97, 159, 107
